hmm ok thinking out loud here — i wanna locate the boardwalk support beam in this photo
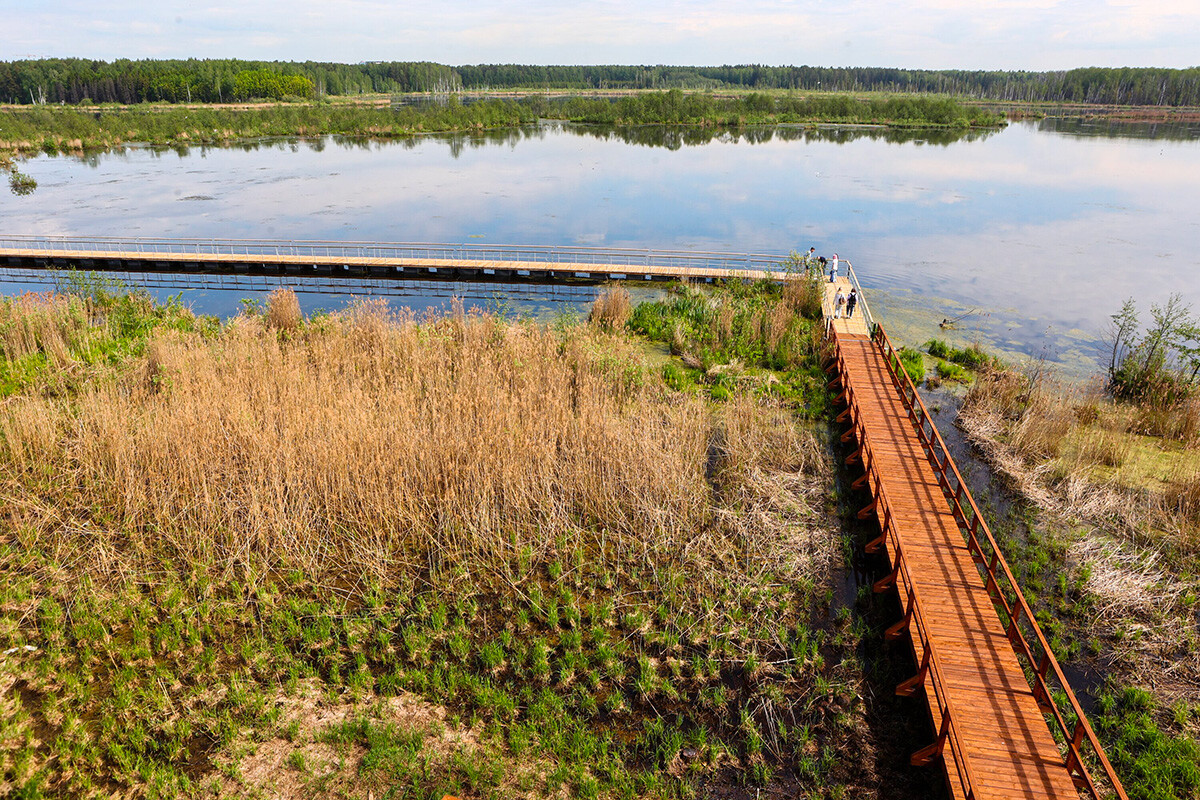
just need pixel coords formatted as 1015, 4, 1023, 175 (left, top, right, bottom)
897, 646, 931, 696
911, 709, 950, 767
873, 547, 901, 593
886, 586, 916, 642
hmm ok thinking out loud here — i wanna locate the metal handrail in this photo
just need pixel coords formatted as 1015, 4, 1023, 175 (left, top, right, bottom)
832, 339, 979, 798
0, 234, 789, 273
844, 260, 874, 329
869, 322, 1128, 800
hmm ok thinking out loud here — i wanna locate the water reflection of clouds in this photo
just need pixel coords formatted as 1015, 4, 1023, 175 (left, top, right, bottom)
3, 122, 1198, 373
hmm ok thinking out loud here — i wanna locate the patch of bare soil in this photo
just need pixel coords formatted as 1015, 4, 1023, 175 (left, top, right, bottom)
200, 680, 553, 800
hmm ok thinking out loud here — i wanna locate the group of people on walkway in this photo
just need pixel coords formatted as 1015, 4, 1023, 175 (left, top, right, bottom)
803, 246, 856, 319
833, 286, 858, 319
801, 247, 841, 283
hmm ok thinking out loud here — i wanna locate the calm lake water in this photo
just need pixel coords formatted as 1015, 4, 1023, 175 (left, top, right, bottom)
3, 119, 1199, 376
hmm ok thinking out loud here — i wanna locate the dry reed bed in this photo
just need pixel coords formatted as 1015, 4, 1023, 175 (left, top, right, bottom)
0, 291, 855, 799
958, 367, 1200, 702
0, 297, 833, 597
0, 291, 93, 365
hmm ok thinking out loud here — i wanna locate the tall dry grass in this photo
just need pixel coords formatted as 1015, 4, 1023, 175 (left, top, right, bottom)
0, 292, 92, 365
782, 274, 823, 320
265, 287, 302, 332
961, 365, 1200, 552
0, 299, 831, 593
588, 285, 632, 332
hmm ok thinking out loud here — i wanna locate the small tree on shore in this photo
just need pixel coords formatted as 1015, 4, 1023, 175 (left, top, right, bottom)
1107, 293, 1200, 404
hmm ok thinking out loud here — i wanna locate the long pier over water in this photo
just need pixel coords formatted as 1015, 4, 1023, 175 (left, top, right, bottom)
825, 269, 1127, 800
0, 236, 787, 283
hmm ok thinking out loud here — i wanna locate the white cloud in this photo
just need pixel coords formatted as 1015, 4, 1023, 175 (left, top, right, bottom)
0, 0, 1197, 68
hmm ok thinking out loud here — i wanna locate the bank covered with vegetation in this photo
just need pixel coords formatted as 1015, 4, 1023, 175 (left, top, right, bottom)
943, 295, 1200, 799
0, 276, 911, 798
0, 90, 1004, 164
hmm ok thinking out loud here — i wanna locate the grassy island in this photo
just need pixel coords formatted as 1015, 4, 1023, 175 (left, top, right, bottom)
0, 91, 1004, 162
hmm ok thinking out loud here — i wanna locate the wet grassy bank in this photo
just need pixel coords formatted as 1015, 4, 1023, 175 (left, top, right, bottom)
0, 276, 929, 798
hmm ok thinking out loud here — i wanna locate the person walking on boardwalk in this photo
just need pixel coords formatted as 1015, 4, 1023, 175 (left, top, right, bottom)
846, 287, 858, 319
829, 253, 839, 283
834, 287, 847, 319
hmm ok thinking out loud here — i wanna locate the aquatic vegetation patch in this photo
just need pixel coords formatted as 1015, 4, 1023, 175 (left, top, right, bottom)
628, 277, 830, 413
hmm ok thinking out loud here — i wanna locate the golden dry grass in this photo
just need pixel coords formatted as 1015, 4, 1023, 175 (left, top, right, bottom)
265, 287, 302, 332
782, 274, 823, 319
0, 291, 90, 364
0, 298, 832, 596
587, 284, 631, 332
960, 364, 1200, 557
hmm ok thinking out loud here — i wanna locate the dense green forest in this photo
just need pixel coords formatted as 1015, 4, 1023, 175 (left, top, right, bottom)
2, 58, 1200, 107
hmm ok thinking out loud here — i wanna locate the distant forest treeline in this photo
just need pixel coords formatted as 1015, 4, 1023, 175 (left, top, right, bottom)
3, 58, 1200, 106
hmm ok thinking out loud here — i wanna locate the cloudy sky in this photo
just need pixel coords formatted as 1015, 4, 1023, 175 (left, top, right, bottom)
2, 0, 1197, 70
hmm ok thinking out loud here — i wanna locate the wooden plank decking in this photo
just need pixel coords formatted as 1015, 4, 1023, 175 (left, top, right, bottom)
0, 246, 781, 283
822, 274, 869, 337
834, 331, 1079, 799
825, 292, 1083, 798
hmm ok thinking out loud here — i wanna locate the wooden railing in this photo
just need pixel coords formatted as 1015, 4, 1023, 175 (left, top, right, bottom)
867, 322, 1129, 800
830, 339, 980, 799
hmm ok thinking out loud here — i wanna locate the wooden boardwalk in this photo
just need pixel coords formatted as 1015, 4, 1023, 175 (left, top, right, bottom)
825, 271, 1127, 800
0, 246, 781, 283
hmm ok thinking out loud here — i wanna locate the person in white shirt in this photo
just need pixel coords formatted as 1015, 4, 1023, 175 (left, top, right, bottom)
834, 287, 847, 319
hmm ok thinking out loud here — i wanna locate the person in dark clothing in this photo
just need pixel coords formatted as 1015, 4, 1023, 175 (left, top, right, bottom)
846, 288, 858, 318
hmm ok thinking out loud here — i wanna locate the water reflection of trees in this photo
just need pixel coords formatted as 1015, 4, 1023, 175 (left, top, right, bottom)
1037, 118, 1200, 142
67, 121, 996, 169
349, 122, 998, 156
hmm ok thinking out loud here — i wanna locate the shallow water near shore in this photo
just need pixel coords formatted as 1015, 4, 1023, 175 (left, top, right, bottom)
3, 119, 1198, 377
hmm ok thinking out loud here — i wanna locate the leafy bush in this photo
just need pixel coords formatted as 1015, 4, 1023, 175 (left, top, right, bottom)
1108, 294, 1200, 406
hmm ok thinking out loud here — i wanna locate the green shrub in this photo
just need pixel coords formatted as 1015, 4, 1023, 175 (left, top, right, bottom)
925, 339, 950, 359
896, 347, 924, 383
